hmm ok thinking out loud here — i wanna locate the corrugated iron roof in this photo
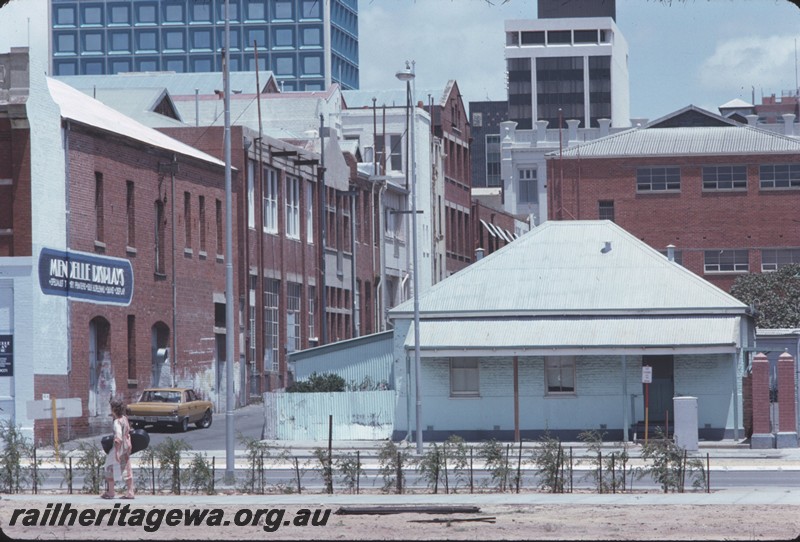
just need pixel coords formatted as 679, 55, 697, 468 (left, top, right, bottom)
47, 77, 226, 167
550, 124, 800, 158
55, 71, 275, 96
390, 220, 747, 318
404, 316, 741, 353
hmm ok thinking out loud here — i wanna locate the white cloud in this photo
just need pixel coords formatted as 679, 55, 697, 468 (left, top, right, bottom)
699, 35, 800, 96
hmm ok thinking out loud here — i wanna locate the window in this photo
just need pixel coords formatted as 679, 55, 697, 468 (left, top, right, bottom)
55, 6, 76, 26
136, 4, 157, 24
248, 275, 257, 363
215, 198, 223, 256
155, 199, 166, 274
217, 1, 239, 22
574, 29, 598, 43
110, 59, 131, 73
302, 27, 321, 47
301, 0, 321, 18
191, 29, 212, 51
659, 248, 683, 266
450, 359, 479, 396
126, 181, 135, 247
274, 27, 294, 47
165, 57, 185, 72
308, 285, 316, 340
545, 356, 575, 394
82, 5, 103, 25
164, 29, 185, 51
287, 282, 301, 353
56, 33, 76, 54
184, 191, 192, 250
547, 30, 572, 44
636, 167, 680, 192
199, 195, 206, 253
191, 57, 213, 72
110, 5, 130, 25
389, 134, 403, 172
302, 55, 322, 76
109, 31, 130, 53
598, 200, 614, 221
286, 176, 300, 239
246, 28, 267, 49
83, 32, 103, 53
274, 56, 294, 75
704, 249, 749, 273
759, 164, 800, 189
264, 279, 280, 372
761, 248, 800, 271
246, 0, 266, 21
518, 168, 537, 203
702, 165, 747, 191
163, 2, 184, 23
306, 180, 314, 244
191, 1, 212, 23
263, 167, 278, 233
274, 0, 293, 20
95, 172, 104, 242
127, 315, 136, 382
521, 31, 545, 45
136, 30, 158, 52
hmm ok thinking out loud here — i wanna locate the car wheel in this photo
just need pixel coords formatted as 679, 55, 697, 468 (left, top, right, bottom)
196, 410, 212, 429
180, 417, 189, 432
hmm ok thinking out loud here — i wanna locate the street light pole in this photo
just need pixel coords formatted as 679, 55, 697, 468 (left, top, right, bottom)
223, 0, 236, 480
396, 61, 423, 455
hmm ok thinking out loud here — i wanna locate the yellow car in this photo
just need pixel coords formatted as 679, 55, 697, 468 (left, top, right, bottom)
127, 388, 213, 432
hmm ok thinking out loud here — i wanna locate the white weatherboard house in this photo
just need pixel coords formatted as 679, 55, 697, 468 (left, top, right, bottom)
389, 221, 754, 441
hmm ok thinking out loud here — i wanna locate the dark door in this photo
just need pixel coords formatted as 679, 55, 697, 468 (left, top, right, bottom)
642, 355, 674, 423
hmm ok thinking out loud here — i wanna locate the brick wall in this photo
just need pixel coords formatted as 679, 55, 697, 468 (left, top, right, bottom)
777, 352, 796, 432
751, 353, 771, 434
552, 153, 800, 291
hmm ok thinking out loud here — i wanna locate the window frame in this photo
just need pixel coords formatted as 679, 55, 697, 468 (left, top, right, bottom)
761, 248, 800, 272
702, 165, 748, 191
518, 167, 537, 203
704, 249, 749, 273
263, 167, 279, 234
759, 164, 800, 190
449, 359, 480, 397
285, 175, 300, 239
636, 166, 681, 193
545, 356, 576, 395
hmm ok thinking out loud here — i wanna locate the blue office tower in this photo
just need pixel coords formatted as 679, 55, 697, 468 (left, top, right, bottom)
50, 0, 359, 90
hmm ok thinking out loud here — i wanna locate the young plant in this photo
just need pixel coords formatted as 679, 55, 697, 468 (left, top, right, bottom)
152, 437, 191, 494
185, 452, 215, 495
477, 439, 512, 492
529, 432, 566, 493
376, 440, 411, 493
238, 434, 271, 494
442, 435, 470, 493
74, 440, 105, 495
415, 443, 444, 493
334, 452, 364, 494
0, 420, 38, 493
312, 447, 334, 494
640, 427, 706, 493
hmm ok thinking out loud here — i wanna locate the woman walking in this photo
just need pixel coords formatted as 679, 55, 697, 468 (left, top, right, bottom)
101, 398, 134, 499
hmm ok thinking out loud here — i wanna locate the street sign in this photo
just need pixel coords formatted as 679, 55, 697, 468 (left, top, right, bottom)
26, 398, 82, 420
642, 365, 652, 384
0, 335, 12, 377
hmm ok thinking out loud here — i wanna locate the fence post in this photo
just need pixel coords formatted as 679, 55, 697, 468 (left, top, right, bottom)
443, 443, 449, 495
327, 415, 334, 495
516, 439, 523, 494
598, 451, 602, 494
151, 454, 156, 495
294, 456, 302, 494
356, 451, 360, 495
68, 456, 73, 495
611, 453, 616, 494
32, 446, 37, 494
212, 456, 215, 494
469, 447, 473, 494
706, 452, 710, 493
396, 451, 403, 494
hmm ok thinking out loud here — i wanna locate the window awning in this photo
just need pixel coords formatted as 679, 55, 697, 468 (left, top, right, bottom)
479, 219, 497, 238
403, 316, 742, 356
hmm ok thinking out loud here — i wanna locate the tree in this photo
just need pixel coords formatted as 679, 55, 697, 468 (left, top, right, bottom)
730, 264, 800, 328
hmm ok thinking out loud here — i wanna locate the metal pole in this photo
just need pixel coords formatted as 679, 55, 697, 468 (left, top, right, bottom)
408, 62, 423, 455
622, 355, 629, 442
223, 0, 236, 480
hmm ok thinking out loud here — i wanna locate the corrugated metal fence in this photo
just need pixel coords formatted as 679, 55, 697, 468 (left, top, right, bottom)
263, 390, 396, 441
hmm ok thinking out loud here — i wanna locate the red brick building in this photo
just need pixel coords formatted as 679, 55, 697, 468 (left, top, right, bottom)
547, 105, 800, 291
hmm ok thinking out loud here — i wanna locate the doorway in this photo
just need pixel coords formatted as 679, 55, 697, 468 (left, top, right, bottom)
642, 355, 675, 424
89, 317, 113, 418
151, 322, 170, 387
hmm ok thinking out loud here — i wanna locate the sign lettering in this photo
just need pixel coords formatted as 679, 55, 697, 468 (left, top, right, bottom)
38, 248, 134, 305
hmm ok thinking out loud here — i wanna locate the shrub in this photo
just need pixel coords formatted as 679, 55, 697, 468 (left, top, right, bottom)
529, 432, 566, 493
0, 421, 39, 493
287, 372, 346, 393
376, 440, 411, 493
640, 428, 706, 493
478, 439, 512, 492
75, 440, 105, 495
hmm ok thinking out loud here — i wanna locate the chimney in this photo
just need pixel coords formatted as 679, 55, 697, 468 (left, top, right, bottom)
667, 244, 675, 262
566, 119, 580, 143
746, 114, 758, 126
600, 241, 612, 254
598, 118, 611, 137
536, 120, 549, 143
783, 113, 796, 136
475, 247, 485, 261
500, 120, 517, 142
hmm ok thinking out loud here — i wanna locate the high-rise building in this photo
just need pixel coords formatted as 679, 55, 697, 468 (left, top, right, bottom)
504, 0, 628, 129
49, 0, 359, 91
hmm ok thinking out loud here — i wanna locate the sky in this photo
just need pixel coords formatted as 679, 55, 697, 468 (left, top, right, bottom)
358, 0, 800, 122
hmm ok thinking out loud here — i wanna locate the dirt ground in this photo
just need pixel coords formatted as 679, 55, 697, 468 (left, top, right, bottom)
1, 500, 798, 541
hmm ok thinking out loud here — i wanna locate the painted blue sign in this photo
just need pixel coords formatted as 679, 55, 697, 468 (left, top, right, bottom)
38, 248, 134, 306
